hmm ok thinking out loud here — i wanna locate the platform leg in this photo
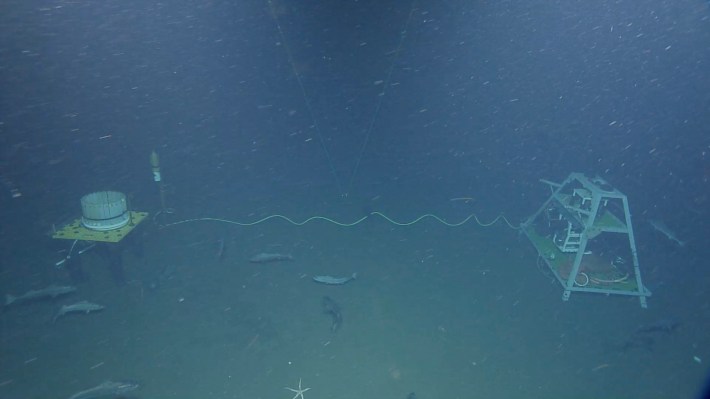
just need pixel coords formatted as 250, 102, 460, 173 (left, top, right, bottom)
99, 243, 126, 285
562, 290, 571, 302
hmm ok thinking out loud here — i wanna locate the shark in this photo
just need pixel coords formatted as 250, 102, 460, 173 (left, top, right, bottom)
249, 253, 293, 263
5, 285, 76, 306
313, 273, 357, 285
53, 301, 105, 322
649, 219, 685, 247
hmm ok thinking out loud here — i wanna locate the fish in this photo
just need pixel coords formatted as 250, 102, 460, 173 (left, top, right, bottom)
215, 238, 226, 261
54, 301, 105, 322
618, 318, 681, 352
635, 318, 681, 334
5, 285, 77, 306
249, 253, 293, 263
649, 219, 686, 247
619, 335, 655, 352
67, 380, 139, 399
146, 263, 177, 291
313, 273, 357, 285
322, 296, 342, 333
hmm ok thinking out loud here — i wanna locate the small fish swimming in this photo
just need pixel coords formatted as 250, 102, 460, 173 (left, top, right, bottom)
322, 296, 342, 333
649, 219, 686, 247
67, 380, 139, 399
313, 273, 357, 285
146, 263, 177, 291
215, 238, 226, 261
54, 301, 105, 322
5, 285, 77, 306
249, 253, 294, 263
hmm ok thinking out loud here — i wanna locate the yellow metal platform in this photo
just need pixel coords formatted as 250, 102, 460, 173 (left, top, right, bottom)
52, 211, 149, 243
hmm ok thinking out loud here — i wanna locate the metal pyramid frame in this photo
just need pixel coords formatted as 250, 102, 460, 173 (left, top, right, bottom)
522, 173, 651, 308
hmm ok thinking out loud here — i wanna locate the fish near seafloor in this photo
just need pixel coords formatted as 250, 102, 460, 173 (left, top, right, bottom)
636, 318, 681, 334
322, 296, 342, 333
53, 301, 105, 322
649, 219, 686, 247
249, 253, 293, 263
67, 380, 139, 399
618, 318, 681, 352
5, 285, 77, 306
313, 273, 357, 285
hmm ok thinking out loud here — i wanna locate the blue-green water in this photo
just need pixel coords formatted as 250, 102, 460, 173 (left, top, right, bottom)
1, 0, 709, 397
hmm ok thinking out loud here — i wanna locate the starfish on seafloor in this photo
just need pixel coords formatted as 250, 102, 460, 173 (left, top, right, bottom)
285, 378, 311, 399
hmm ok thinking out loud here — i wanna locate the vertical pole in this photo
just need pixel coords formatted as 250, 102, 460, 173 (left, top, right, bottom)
623, 196, 647, 308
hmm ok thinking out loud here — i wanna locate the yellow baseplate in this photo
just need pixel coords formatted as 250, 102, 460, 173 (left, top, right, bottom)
52, 211, 149, 243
